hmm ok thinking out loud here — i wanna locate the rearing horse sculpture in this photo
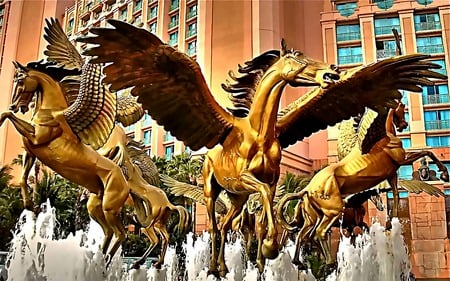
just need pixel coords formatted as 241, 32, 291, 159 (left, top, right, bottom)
277, 101, 449, 270
79, 19, 444, 276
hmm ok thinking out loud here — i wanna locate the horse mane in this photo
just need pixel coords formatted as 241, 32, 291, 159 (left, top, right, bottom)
26, 60, 81, 82
222, 50, 281, 117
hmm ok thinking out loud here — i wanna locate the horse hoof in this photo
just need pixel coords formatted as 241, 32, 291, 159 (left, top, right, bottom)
440, 171, 449, 182
262, 239, 279, 259
154, 262, 162, 270
129, 263, 140, 270
324, 263, 337, 275
207, 269, 220, 278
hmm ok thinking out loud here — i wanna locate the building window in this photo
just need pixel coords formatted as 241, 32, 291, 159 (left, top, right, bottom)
422, 84, 449, 105
337, 46, 363, 65
120, 8, 128, 21
424, 110, 450, 130
414, 13, 441, 31
145, 147, 152, 156
398, 165, 413, 180
430, 60, 447, 76
148, 5, 157, 20
336, 2, 357, 17
165, 145, 174, 160
374, 17, 400, 36
376, 40, 398, 60
149, 21, 157, 33
186, 22, 197, 38
126, 123, 135, 133
336, 24, 360, 42
426, 136, 450, 147
164, 131, 174, 142
187, 40, 197, 56
400, 91, 409, 106
187, 4, 197, 20
401, 138, 411, 148
134, 0, 142, 13
170, 0, 179, 11
416, 36, 444, 54
142, 113, 152, 126
169, 31, 178, 46
169, 14, 179, 29
143, 130, 151, 145
67, 18, 74, 32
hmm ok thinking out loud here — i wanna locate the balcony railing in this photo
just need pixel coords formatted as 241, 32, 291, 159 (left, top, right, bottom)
422, 94, 450, 105
168, 38, 178, 46
169, 1, 179, 11
376, 49, 397, 60
375, 25, 400, 35
417, 45, 444, 54
425, 119, 450, 130
338, 54, 362, 65
186, 47, 196, 56
336, 32, 360, 42
168, 21, 178, 29
148, 10, 157, 20
186, 29, 196, 38
415, 22, 441, 31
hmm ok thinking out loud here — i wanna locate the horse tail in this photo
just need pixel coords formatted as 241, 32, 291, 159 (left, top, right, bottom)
172, 204, 190, 234
276, 191, 306, 232
130, 189, 154, 227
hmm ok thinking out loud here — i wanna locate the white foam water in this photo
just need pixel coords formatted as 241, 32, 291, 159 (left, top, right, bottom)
5, 201, 411, 281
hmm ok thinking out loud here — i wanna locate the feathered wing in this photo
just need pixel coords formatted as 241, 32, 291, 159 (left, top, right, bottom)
276, 55, 446, 148
63, 63, 117, 149
43, 18, 84, 69
336, 119, 358, 160
160, 174, 229, 215
375, 179, 445, 197
125, 139, 159, 186
116, 95, 145, 127
79, 19, 234, 151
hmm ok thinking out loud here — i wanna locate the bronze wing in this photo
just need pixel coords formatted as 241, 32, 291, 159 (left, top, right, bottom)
160, 174, 229, 215
116, 95, 145, 127
276, 55, 446, 148
78, 20, 233, 151
376, 179, 445, 197
43, 18, 84, 69
126, 139, 160, 186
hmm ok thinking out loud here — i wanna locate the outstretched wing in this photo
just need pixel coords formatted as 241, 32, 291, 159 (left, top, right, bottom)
79, 20, 233, 151
63, 63, 117, 149
160, 174, 229, 214
126, 139, 159, 186
376, 179, 445, 197
43, 18, 84, 69
277, 55, 446, 148
116, 95, 145, 127
336, 119, 358, 160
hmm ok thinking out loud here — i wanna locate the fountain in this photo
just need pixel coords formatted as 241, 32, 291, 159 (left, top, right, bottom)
4, 200, 412, 281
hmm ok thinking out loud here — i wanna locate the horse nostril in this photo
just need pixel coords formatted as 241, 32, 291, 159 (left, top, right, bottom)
323, 72, 340, 82
9, 105, 16, 111
330, 64, 339, 72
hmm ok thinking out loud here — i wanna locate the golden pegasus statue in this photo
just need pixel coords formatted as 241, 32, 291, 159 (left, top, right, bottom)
276, 99, 448, 271
78, 19, 444, 276
0, 18, 189, 266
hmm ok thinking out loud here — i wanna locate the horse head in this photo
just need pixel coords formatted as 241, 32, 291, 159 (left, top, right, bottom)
393, 101, 408, 132
277, 39, 340, 88
10, 61, 38, 114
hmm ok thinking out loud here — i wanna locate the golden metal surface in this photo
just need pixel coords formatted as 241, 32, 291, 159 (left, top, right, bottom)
277, 101, 449, 269
77, 19, 445, 275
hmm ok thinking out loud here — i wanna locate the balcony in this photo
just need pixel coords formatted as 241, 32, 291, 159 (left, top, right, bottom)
415, 22, 441, 31
336, 32, 360, 42
376, 49, 396, 60
186, 47, 196, 56
375, 25, 400, 36
417, 45, 444, 54
147, 9, 157, 20
425, 119, 450, 130
169, 1, 179, 12
423, 94, 450, 105
168, 21, 178, 29
186, 29, 196, 38
338, 54, 362, 65
186, 10, 197, 20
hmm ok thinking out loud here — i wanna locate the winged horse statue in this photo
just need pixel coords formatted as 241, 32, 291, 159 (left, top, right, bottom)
78, 19, 442, 276
0, 19, 190, 266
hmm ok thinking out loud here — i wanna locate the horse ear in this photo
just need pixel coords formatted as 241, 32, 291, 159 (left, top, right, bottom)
12, 61, 26, 70
281, 38, 287, 56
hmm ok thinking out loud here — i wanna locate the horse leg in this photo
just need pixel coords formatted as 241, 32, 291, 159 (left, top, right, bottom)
19, 151, 36, 210
401, 151, 449, 181
101, 165, 130, 264
203, 157, 221, 276
255, 212, 267, 272
217, 194, 247, 277
131, 226, 158, 269
87, 193, 114, 255
315, 202, 343, 268
240, 171, 279, 259
388, 173, 399, 218
293, 198, 317, 269
154, 223, 170, 269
